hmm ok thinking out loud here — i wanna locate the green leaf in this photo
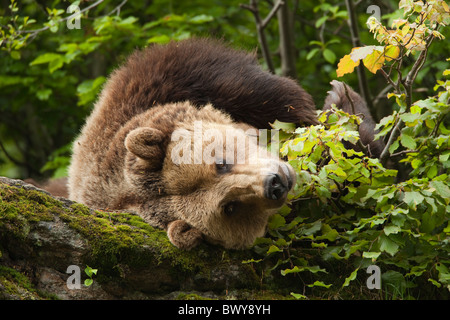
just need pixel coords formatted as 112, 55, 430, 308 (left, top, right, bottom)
77, 76, 106, 106
290, 292, 307, 300
400, 133, 417, 150
30, 52, 65, 73
378, 234, 399, 256
384, 225, 400, 235
427, 165, 438, 179
267, 245, 283, 254
363, 251, 381, 260
436, 263, 450, 285
188, 14, 214, 24
303, 220, 322, 236
306, 47, 320, 60
84, 279, 93, 287
388, 139, 400, 154
242, 258, 262, 264
270, 120, 296, 133
430, 180, 450, 200
85, 265, 98, 277
323, 48, 336, 64
36, 88, 52, 101
281, 266, 301, 276
281, 265, 326, 276
268, 214, 286, 230
315, 15, 328, 28
30, 53, 62, 66
428, 278, 442, 288
400, 112, 420, 125
147, 35, 171, 44
10, 51, 21, 60
342, 268, 359, 287
403, 191, 424, 210
307, 281, 332, 288
382, 270, 406, 290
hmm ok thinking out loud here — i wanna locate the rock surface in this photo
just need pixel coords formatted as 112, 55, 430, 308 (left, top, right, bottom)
0, 177, 277, 300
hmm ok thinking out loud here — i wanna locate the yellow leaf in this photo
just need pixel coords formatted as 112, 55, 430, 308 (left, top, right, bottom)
362, 49, 385, 74
350, 46, 383, 61
442, 0, 450, 12
336, 54, 360, 77
384, 45, 400, 61
401, 24, 410, 37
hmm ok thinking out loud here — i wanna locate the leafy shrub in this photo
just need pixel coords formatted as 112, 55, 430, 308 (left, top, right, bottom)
250, 0, 450, 299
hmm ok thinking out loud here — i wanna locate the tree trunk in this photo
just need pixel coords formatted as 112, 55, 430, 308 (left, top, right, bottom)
0, 177, 279, 300
277, 1, 297, 79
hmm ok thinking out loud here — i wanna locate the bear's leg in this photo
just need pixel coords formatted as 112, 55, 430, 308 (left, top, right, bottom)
167, 220, 203, 250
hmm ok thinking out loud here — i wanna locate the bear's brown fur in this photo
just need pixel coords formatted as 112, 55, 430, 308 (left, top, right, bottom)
69, 101, 295, 249
68, 38, 318, 250
323, 80, 385, 158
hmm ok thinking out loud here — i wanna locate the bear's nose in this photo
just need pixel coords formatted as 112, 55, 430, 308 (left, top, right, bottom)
262, 162, 296, 201
264, 173, 288, 200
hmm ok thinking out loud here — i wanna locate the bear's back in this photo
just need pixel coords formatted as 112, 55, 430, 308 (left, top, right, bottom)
84, 38, 317, 141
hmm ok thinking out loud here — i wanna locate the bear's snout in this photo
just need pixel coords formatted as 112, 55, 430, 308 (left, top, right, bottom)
263, 162, 295, 200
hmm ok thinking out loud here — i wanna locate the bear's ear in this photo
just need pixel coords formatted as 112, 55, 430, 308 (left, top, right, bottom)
125, 127, 165, 160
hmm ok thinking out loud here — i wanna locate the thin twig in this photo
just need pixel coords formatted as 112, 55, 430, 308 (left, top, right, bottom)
262, 0, 284, 28
390, 149, 418, 157
21, 0, 105, 35
241, 0, 283, 73
373, 84, 393, 107
380, 117, 402, 164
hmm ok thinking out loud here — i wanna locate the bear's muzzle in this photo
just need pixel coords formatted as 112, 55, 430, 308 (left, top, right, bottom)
263, 162, 295, 201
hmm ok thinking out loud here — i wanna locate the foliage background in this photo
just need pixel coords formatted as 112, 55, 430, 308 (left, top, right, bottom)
0, 0, 449, 299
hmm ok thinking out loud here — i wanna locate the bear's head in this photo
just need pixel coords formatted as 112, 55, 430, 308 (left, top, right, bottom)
124, 102, 296, 250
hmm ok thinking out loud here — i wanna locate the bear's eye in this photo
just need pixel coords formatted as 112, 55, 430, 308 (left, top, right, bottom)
216, 160, 232, 174
223, 201, 237, 216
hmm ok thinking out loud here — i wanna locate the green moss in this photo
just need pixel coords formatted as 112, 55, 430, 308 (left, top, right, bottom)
59, 198, 223, 282
176, 293, 214, 300
0, 181, 258, 294
0, 184, 56, 240
0, 266, 44, 300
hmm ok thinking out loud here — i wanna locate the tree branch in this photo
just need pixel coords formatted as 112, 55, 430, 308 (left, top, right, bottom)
403, 33, 435, 110
241, 0, 284, 74
277, 0, 297, 78
262, 0, 284, 28
344, 0, 374, 115
21, 0, 105, 36
379, 117, 403, 165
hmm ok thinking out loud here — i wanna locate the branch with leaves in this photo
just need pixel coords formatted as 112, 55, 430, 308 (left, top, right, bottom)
241, 0, 297, 78
1, 0, 129, 53
336, 0, 449, 165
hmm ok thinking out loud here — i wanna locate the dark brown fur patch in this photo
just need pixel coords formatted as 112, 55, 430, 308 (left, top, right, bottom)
323, 80, 385, 158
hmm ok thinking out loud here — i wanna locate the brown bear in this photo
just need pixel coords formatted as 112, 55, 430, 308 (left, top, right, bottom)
68, 38, 317, 250
323, 80, 385, 158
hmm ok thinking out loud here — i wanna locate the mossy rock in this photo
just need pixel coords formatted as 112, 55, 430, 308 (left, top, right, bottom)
0, 177, 264, 299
